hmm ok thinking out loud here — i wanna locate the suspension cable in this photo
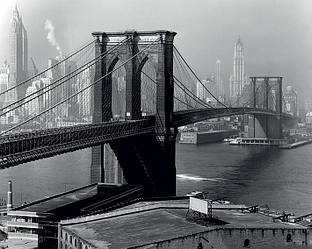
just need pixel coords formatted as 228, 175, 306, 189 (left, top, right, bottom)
0, 39, 96, 98
0, 38, 129, 117
1, 38, 160, 135
173, 76, 213, 108
173, 45, 228, 108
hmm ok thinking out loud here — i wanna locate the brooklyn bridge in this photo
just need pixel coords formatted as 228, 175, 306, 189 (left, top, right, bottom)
0, 30, 295, 196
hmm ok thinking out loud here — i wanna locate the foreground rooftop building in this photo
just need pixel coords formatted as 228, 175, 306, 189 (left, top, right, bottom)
6, 183, 143, 249
59, 198, 312, 249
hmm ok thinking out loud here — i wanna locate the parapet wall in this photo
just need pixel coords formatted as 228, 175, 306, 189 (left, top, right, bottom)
136, 227, 311, 249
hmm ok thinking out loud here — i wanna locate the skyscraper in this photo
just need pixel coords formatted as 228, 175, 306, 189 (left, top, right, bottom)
47, 57, 78, 120
0, 62, 10, 109
215, 59, 223, 99
230, 37, 247, 99
8, 5, 28, 101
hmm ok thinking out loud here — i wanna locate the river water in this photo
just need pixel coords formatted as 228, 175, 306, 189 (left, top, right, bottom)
0, 143, 312, 216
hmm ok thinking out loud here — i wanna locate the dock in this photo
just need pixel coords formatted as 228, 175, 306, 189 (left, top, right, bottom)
279, 139, 312, 149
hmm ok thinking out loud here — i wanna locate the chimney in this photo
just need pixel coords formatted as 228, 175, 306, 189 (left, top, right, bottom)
7, 181, 13, 211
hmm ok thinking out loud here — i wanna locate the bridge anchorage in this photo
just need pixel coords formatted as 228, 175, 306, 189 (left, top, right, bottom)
0, 29, 296, 197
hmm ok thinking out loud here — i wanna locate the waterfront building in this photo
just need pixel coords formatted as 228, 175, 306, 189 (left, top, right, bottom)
8, 5, 28, 101
284, 86, 298, 116
306, 112, 312, 130
304, 99, 312, 113
6, 183, 142, 248
59, 198, 312, 249
230, 37, 247, 102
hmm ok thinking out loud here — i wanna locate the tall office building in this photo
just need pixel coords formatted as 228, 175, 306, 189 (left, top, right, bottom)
47, 57, 78, 120
230, 37, 247, 99
8, 5, 28, 101
284, 86, 298, 116
215, 59, 223, 99
0, 62, 10, 108
196, 76, 218, 106
77, 68, 92, 121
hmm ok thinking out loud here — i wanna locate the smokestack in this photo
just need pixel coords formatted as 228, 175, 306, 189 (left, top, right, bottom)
7, 181, 13, 211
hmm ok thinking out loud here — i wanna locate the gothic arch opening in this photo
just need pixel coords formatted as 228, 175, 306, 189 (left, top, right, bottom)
139, 57, 157, 116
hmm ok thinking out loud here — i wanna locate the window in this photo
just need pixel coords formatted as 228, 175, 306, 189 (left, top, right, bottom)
70, 235, 72, 244
286, 234, 292, 242
244, 239, 250, 247
65, 232, 68, 241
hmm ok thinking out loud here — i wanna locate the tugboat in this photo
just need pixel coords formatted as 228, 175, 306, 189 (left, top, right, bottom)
229, 137, 242, 145
223, 135, 238, 143
186, 191, 205, 198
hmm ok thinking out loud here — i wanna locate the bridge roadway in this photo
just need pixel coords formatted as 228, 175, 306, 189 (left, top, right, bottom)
0, 107, 293, 169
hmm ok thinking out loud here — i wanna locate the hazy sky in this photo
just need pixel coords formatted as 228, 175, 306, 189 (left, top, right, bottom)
0, 0, 311, 98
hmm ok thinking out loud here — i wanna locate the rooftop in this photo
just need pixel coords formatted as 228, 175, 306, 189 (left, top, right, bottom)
61, 199, 306, 249
14, 184, 98, 214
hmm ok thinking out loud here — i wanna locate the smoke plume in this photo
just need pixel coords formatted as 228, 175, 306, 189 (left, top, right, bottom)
44, 19, 62, 56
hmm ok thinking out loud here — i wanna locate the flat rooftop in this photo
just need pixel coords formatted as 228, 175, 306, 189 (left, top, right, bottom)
61, 199, 306, 249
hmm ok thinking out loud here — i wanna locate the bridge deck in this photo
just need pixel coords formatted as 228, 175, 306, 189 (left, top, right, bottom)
0, 108, 295, 169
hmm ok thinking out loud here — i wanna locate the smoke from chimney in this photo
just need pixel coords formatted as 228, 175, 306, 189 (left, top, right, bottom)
44, 19, 62, 56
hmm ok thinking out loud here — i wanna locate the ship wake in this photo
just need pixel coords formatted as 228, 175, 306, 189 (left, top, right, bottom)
177, 174, 224, 182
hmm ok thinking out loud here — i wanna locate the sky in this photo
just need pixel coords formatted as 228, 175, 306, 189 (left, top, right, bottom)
0, 0, 311, 99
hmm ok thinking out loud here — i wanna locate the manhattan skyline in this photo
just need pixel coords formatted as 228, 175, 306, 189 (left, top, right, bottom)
0, 0, 311, 99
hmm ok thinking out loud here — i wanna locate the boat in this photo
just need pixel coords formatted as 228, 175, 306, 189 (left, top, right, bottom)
229, 137, 242, 145
223, 135, 239, 143
179, 130, 239, 144
186, 191, 204, 198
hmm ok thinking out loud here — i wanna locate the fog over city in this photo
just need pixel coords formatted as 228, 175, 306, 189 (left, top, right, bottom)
0, 0, 311, 98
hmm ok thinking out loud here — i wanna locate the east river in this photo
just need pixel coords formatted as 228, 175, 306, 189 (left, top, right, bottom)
1, 143, 312, 215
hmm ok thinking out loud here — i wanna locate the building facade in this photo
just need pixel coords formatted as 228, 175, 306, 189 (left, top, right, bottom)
58, 198, 312, 249
215, 59, 224, 99
47, 57, 79, 121
230, 37, 247, 100
9, 5, 28, 101
0, 62, 10, 108
284, 86, 298, 116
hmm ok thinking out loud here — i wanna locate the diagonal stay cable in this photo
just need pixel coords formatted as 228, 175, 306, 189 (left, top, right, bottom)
0, 38, 129, 116
140, 70, 207, 109
0, 39, 96, 98
173, 45, 228, 109
173, 75, 213, 108
1, 38, 161, 135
